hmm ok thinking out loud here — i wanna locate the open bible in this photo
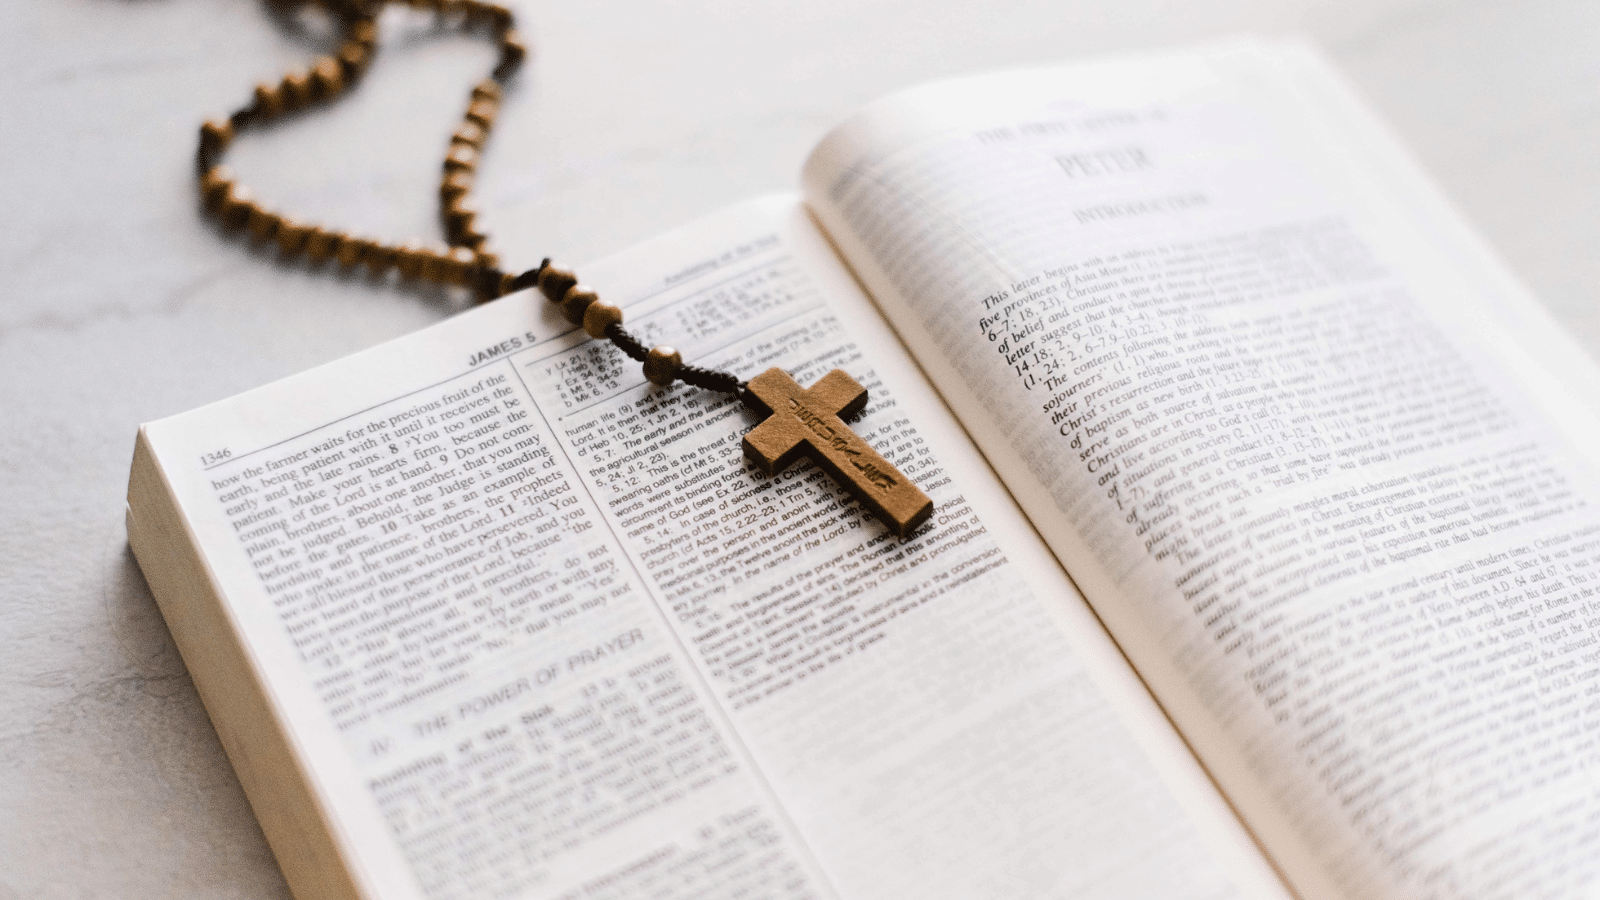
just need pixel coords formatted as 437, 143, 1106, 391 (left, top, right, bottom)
127, 39, 1600, 900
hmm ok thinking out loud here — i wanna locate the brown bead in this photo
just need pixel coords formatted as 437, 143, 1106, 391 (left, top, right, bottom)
471, 79, 502, 103
425, 245, 465, 283
245, 205, 280, 242
348, 18, 377, 47
496, 270, 516, 297
310, 57, 344, 99
276, 217, 311, 255
363, 241, 396, 277
219, 184, 255, 228
464, 100, 497, 127
337, 42, 370, 78
304, 227, 337, 264
537, 265, 577, 303
445, 202, 477, 238
475, 250, 499, 271
282, 68, 312, 108
441, 247, 478, 286
253, 82, 284, 118
334, 234, 365, 268
444, 144, 478, 172
200, 119, 233, 151
394, 241, 424, 279
643, 346, 683, 386
201, 166, 233, 207
561, 285, 598, 326
452, 121, 486, 148
458, 230, 487, 251
583, 300, 623, 339
413, 245, 443, 281
500, 30, 526, 62
438, 0, 467, 17
440, 170, 473, 204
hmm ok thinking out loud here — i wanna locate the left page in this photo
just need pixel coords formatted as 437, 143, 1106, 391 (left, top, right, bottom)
134, 195, 1283, 900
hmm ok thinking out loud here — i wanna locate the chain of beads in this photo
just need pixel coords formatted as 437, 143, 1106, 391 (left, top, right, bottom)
197, 0, 522, 300
193, 0, 746, 397
529, 264, 745, 395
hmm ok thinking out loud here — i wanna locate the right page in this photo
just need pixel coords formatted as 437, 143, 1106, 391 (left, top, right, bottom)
805, 39, 1600, 900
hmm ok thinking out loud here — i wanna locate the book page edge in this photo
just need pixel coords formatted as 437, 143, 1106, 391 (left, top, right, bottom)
126, 426, 377, 900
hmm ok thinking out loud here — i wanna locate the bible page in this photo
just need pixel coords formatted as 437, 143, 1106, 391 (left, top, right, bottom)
136, 195, 1282, 900
804, 39, 1600, 900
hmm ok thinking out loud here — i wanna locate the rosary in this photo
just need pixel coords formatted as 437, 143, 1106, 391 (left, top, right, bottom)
193, 0, 932, 537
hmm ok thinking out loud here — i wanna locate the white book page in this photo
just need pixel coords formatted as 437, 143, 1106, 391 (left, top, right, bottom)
803, 39, 1600, 900
141, 195, 1280, 900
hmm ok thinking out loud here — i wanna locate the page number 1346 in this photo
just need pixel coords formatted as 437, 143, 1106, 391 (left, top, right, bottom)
200, 448, 232, 467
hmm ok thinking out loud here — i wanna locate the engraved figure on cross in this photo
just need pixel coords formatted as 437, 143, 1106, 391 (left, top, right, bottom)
742, 367, 933, 537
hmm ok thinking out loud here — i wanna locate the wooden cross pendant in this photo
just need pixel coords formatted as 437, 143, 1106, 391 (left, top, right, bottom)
742, 368, 933, 537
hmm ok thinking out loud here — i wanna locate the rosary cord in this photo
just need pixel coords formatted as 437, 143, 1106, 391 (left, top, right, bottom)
193, 0, 748, 398
603, 324, 745, 396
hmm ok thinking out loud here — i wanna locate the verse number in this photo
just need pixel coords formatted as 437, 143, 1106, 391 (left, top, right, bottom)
200, 447, 232, 466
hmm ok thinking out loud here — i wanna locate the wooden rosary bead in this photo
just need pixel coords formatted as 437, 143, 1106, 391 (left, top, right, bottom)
304, 227, 337, 264
561, 285, 598, 325
452, 121, 486, 148
475, 250, 499, 271
440, 170, 473, 204
246, 205, 281, 242
537, 265, 578, 303
348, 19, 378, 49
444, 144, 478, 172
583, 300, 623, 339
458, 230, 487, 251
431, 247, 460, 284
337, 42, 370, 78
495, 30, 526, 78
310, 56, 344, 98
201, 166, 233, 207
414, 245, 444, 281
219, 184, 255, 228
334, 234, 365, 268
253, 82, 285, 118
363, 241, 397, 276
445, 202, 477, 237
282, 68, 312, 108
643, 346, 683, 386
471, 79, 501, 103
464, 100, 497, 128
276, 217, 310, 255
200, 119, 233, 152
394, 241, 424, 279
441, 247, 478, 286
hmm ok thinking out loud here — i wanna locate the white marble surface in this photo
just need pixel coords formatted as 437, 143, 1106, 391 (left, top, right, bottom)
1, 1, 1595, 897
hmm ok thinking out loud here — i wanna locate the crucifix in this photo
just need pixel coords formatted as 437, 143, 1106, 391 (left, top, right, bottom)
742, 368, 934, 538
